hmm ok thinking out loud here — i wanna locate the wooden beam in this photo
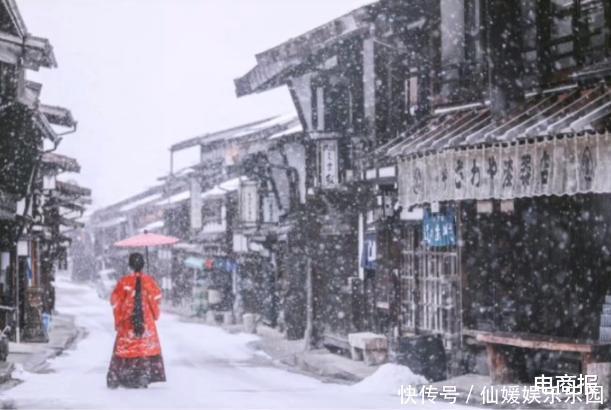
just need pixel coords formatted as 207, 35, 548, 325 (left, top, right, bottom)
476, 332, 608, 353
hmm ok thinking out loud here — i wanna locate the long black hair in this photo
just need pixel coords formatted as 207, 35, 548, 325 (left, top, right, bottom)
128, 253, 145, 337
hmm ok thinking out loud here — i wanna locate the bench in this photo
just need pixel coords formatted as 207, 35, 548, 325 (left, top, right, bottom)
348, 332, 388, 366
476, 331, 611, 383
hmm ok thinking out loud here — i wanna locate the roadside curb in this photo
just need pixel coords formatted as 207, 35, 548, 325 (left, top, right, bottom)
23, 315, 83, 373
250, 325, 377, 384
1, 312, 82, 383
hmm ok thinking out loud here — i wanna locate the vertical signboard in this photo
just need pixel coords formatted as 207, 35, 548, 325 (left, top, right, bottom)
239, 180, 259, 224
319, 139, 339, 188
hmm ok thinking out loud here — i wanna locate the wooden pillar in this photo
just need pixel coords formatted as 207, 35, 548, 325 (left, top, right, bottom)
486, 344, 518, 384
582, 352, 594, 375
605, 0, 611, 57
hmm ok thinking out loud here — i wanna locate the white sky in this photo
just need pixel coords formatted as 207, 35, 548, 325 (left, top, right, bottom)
18, 0, 373, 209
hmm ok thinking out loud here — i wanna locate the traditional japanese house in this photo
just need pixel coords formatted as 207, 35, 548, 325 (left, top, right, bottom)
231, 120, 306, 337
234, 0, 611, 380
0, 0, 86, 343
164, 115, 300, 320
367, 0, 611, 380
26, 144, 89, 342
234, 1, 433, 348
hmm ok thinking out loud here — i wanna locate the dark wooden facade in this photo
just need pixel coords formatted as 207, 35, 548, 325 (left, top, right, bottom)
234, 0, 611, 379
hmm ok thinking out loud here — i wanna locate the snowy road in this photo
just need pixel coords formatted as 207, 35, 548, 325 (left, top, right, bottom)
1, 276, 455, 409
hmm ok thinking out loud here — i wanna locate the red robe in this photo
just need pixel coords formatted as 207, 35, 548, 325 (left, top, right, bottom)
111, 272, 162, 358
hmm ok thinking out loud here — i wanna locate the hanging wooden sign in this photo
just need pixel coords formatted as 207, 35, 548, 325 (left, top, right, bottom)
239, 181, 259, 224
319, 139, 339, 188
398, 132, 611, 208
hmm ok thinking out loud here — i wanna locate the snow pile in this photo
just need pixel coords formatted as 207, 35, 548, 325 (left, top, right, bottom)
352, 363, 428, 395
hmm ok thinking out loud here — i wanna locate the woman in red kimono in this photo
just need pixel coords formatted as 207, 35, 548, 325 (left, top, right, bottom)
107, 253, 166, 388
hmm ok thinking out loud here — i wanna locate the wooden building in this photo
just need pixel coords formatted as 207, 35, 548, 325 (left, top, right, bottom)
368, 0, 611, 379
165, 115, 301, 320
234, 0, 611, 379
0, 0, 87, 343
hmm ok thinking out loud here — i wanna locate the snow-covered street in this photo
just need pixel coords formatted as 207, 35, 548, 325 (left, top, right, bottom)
1, 275, 450, 409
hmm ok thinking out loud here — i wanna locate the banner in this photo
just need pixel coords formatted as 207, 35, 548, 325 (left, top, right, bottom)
423, 209, 456, 247
398, 132, 611, 209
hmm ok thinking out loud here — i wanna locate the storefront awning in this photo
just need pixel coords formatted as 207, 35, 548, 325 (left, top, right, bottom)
385, 84, 611, 209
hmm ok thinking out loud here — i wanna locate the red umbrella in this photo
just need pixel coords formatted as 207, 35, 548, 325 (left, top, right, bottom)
114, 232, 180, 248
113, 231, 180, 270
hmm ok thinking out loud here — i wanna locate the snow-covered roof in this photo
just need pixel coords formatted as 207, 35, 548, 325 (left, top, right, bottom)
41, 152, 80, 173
380, 84, 611, 159
119, 193, 163, 212
163, 190, 191, 205
235, 2, 376, 96
268, 123, 303, 140
140, 220, 164, 232
201, 177, 245, 200
231, 113, 296, 138
170, 114, 299, 152
92, 215, 127, 229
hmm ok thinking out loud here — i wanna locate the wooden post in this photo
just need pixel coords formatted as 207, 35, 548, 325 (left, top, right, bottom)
303, 256, 313, 351
582, 352, 594, 375
486, 344, 516, 384
605, 0, 611, 58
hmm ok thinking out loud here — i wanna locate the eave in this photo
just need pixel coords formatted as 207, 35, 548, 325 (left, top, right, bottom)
55, 180, 91, 197
40, 104, 76, 128
0, 31, 56, 70
1, 0, 27, 38
58, 215, 84, 230
234, 4, 376, 97
41, 152, 81, 173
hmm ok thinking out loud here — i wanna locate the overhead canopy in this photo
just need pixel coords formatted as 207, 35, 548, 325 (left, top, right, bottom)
385, 84, 611, 209
382, 84, 611, 159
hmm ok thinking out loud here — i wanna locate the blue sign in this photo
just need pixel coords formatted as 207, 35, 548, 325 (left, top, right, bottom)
361, 234, 377, 270
423, 209, 456, 247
